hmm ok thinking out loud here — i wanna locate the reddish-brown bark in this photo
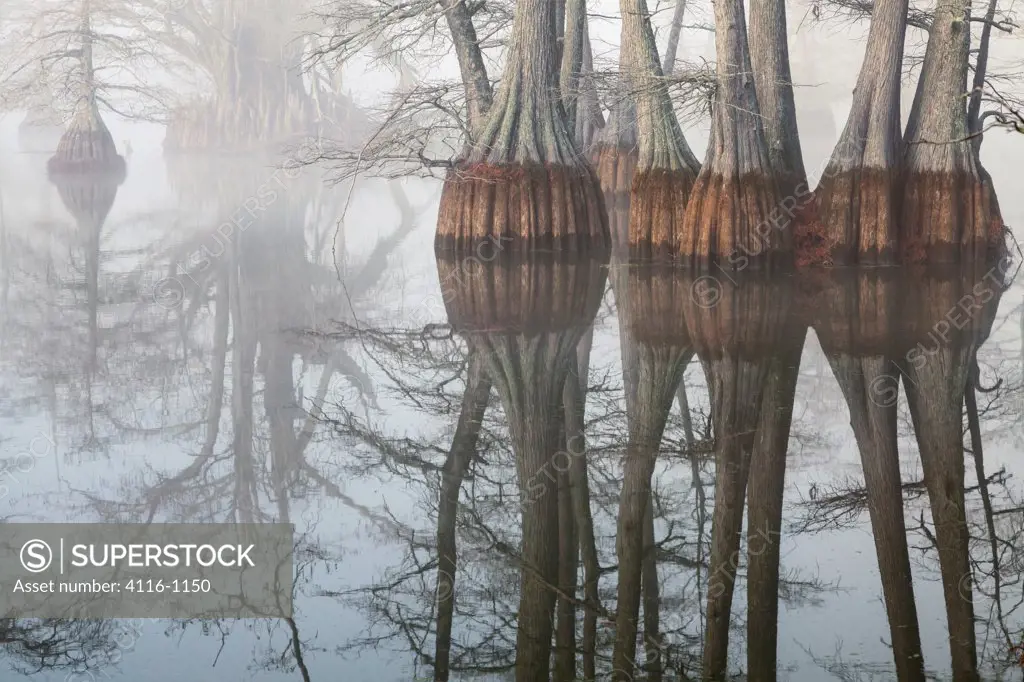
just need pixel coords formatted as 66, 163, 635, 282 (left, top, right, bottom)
435, 163, 610, 253
628, 170, 695, 259
813, 168, 898, 265
680, 175, 786, 269
901, 172, 1004, 264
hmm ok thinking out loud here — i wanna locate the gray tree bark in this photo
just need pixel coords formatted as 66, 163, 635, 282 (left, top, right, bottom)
680, 0, 783, 265
902, 0, 996, 262
748, 0, 806, 193
560, 0, 587, 140
661, 0, 688, 75
619, 0, 699, 173
814, 0, 907, 263
439, 0, 493, 131
469, 0, 577, 165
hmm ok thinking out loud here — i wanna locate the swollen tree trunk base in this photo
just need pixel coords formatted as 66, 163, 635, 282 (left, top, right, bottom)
814, 168, 898, 265
435, 163, 611, 253
902, 171, 1003, 264
48, 118, 125, 177
628, 169, 696, 259
681, 172, 785, 268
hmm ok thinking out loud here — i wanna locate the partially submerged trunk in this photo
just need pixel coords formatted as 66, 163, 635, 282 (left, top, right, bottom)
611, 266, 693, 680
748, 0, 806, 195
436, 0, 609, 252
809, 269, 925, 681
902, 0, 1001, 263
813, 0, 908, 264
680, 0, 784, 268
683, 273, 793, 680
439, 253, 608, 682
434, 353, 492, 682
619, 0, 700, 256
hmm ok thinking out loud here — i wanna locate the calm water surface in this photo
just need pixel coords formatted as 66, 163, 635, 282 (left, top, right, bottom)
0, 141, 1022, 682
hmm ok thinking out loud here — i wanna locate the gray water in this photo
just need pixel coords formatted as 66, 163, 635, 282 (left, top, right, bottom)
0, 127, 1023, 682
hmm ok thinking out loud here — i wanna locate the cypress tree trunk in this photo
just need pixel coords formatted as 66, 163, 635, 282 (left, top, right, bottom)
813, 0, 908, 264
433, 353, 492, 682
611, 267, 693, 680
439, 0, 494, 130
748, 0, 806, 196
592, 17, 640, 226
902, 0, 1001, 263
662, 0, 688, 75
680, 0, 784, 268
560, 0, 587, 138
48, 1, 123, 176
619, 0, 700, 257
436, 0, 609, 253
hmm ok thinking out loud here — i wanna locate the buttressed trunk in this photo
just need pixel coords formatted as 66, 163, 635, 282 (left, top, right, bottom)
619, 0, 700, 258
902, 0, 1001, 263
439, 252, 608, 682
436, 0, 609, 253
748, 0, 806, 196
592, 17, 640, 212
680, 0, 784, 268
899, 264, 1004, 682
807, 269, 925, 681
813, 0, 908, 264
683, 273, 793, 680
611, 265, 694, 680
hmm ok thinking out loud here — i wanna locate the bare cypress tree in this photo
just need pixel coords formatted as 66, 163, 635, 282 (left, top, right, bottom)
748, 0, 806, 195
680, 0, 784, 268
47, 0, 123, 175
813, 0, 908, 264
610, 266, 693, 680
902, 0, 1001, 263
619, 0, 700, 257
592, 18, 640, 237
436, 0, 610, 252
